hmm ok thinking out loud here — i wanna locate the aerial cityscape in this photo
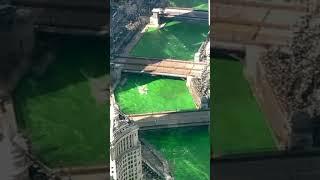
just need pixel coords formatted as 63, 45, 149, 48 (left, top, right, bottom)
110, 0, 210, 179
1, 0, 320, 179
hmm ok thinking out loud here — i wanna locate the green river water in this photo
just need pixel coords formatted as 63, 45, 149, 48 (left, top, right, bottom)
127, 18, 210, 179
115, 73, 196, 114
130, 20, 208, 61
167, 0, 208, 11
141, 126, 210, 180
13, 18, 210, 179
14, 35, 108, 167
211, 58, 277, 157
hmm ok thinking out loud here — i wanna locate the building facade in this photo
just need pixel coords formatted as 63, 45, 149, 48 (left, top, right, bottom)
110, 95, 143, 180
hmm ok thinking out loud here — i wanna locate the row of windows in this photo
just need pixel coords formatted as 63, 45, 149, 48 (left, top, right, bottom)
115, 131, 138, 157
118, 153, 141, 171
119, 168, 142, 180
118, 148, 140, 164
113, 130, 140, 180
118, 152, 142, 180
120, 161, 141, 172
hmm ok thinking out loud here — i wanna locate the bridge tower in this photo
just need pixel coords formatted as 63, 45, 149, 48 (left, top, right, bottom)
150, 8, 162, 27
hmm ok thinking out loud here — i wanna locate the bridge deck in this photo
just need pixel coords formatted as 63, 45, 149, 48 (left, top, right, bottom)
215, 0, 307, 11
129, 110, 209, 130
162, 7, 208, 20
113, 57, 206, 77
213, 2, 307, 47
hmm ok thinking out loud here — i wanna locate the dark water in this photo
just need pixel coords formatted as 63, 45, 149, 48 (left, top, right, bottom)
14, 35, 108, 167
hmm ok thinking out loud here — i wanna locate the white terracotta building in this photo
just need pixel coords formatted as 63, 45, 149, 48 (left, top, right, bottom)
110, 94, 143, 180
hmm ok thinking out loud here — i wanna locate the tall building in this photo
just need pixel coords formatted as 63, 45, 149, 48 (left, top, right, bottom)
110, 94, 143, 180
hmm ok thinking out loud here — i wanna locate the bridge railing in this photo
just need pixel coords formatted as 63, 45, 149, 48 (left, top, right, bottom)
165, 6, 208, 12
128, 108, 209, 117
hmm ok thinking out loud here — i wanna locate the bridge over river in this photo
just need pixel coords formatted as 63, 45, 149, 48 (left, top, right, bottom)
160, 7, 208, 22
128, 110, 210, 130
12, 0, 108, 35
213, 0, 309, 48
112, 56, 207, 78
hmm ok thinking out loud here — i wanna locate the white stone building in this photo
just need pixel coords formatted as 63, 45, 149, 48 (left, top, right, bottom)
110, 94, 143, 180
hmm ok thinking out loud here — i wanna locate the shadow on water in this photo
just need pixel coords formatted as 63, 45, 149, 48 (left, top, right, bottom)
212, 49, 245, 61
13, 34, 109, 167
23, 34, 107, 96
115, 72, 186, 93
14, 34, 108, 126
